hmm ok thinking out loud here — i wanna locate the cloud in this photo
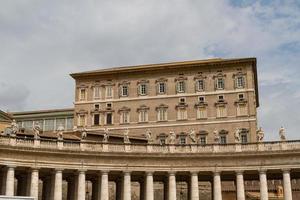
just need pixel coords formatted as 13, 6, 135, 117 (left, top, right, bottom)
0, 0, 299, 140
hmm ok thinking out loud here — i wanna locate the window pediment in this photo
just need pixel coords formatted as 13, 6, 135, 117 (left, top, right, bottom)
174, 76, 187, 82
137, 80, 149, 84
118, 81, 130, 86
194, 102, 208, 108
156, 104, 168, 110
76, 84, 89, 89
155, 78, 168, 83
213, 72, 226, 79
194, 74, 207, 80
232, 71, 247, 78
197, 131, 208, 135
118, 106, 131, 113
137, 105, 150, 111
76, 110, 88, 114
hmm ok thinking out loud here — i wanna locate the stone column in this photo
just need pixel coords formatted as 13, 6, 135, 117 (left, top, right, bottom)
145, 172, 154, 200
190, 172, 199, 200
259, 170, 268, 200
5, 166, 15, 196
30, 168, 39, 200
123, 171, 131, 200
213, 171, 222, 200
282, 169, 293, 200
54, 169, 63, 200
77, 170, 86, 200
100, 171, 109, 200
168, 172, 176, 200
236, 171, 245, 200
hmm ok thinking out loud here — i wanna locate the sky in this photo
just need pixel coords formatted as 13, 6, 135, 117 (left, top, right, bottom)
0, 0, 300, 140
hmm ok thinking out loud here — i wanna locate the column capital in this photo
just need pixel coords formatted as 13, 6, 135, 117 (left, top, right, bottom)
54, 168, 64, 173
213, 171, 221, 176
123, 170, 131, 175
190, 171, 199, 176
6, 165, 16, 169
168, 171, 176, 176
30, 167, 40, 171
78, 169, 86, 174
145, 171, 154, 176
259, 169, 267, 174
236, 170, 244, 175
282, 168, 291, 173
100, 170, 109, 175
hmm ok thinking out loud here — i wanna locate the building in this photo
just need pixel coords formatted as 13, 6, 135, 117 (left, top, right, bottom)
71, 57, 258, 144
0, 110, 12, 133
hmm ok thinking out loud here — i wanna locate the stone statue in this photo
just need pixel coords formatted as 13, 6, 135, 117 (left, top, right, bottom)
213, 129, 219, 144
11, 119, 19, 135
124, 129, 130, 143
33, 122, 41, 139
57, 125, 64, 140
145, 129, 153, 144
234, 128, 240, 143
279, 126, 286, 141
256, 127, 264, 142
189, 129, 196, 143
103, 128, 109, 143
81, 128, 87, 140
169, 131, 176, 144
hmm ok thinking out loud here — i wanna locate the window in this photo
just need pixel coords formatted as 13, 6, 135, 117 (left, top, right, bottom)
105, 86, 113, 98
56, 118, 65, 130
157, 109, 167, 121
179, 97, 186, 103
240, 132, 248, 144
199, 136, 206, 145
236, 76, 245, 88
94, 114, 100, 125
199, 96, 205, 102
220, 134, 227, 144
78, 115, 86, 127
217, 78, 225, 90
66, 118, 73, 130
160, 137, 166, 145
217, 106, 227, 118
121, 85, 129, 97
238, 93, 244, 100
138, 110, 148, 123
237, 104, 248, 116
158, 82, 166, 94
176, 81, 185, 93
93, 87, 100, 99
120, 112, 130, 124
197, 107, 207, 119
196, 80, 204, 91
139, 84, 147, 96
79, 89, 86, 101
94, 104, 100, 110
44, 119, 55, 131
177, 108, 187, 120
106, 113, 113, 125
218, 95, 224, 101
106, 103, 112, 109
179, 135, 186, 145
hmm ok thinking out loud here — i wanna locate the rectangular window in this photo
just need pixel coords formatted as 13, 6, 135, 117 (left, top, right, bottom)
220, 135, 227, 144
93, 87, 100, 99
78, 115, 86, 127
197, 80, 204, 91
197, 107, 207, 119
106, 113, 112, 125
179, 97, 186, 103
177, 109, 187, 120
120, 112, 129, 124
179, 136, 186, 145
199, 96, 205, 102
217, 78, 225, 90
177, 81, 185, 93
139, 110, 148, 122
238, 93, 244, 100
94, 114, 100, 125
199, 136, 206, 145
139, 84, 147, 95
106, 86, 113, 98
66, 118, 73, 130
236, 76, 245, 88
79, 89, 86, 101
237, 104, 248, 116
121, 85, 128, 96
241, 133, 248, 144
158, 82, 166, 94
106, 103, 112, 109
218, 95, 224, 101
217, 106, 227, 118
158, 109, 167, 121
56, 118, 65, 130
44, 119, 55, 131
94, 104, 100, 110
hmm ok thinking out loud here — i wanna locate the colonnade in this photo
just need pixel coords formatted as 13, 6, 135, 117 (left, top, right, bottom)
0, 165, 295, 200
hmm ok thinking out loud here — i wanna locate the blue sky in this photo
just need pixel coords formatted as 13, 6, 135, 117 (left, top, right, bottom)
0, 0, 299, 140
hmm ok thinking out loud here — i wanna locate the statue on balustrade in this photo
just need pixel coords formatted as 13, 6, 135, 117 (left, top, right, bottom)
145, 129, 153, 144
57, 125, 64, 140
11, 119, 19, 136
103, 128, 109, 143
169, 131, 176, 144
234, 128, 240, 143
123, 129, 130, 143
279, 126, 286, 141
256, 127, 264, 142
189, 129, 196, 144
213, 129, 220, 144
33, 122, 41, 139
81, 128, 87, 140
